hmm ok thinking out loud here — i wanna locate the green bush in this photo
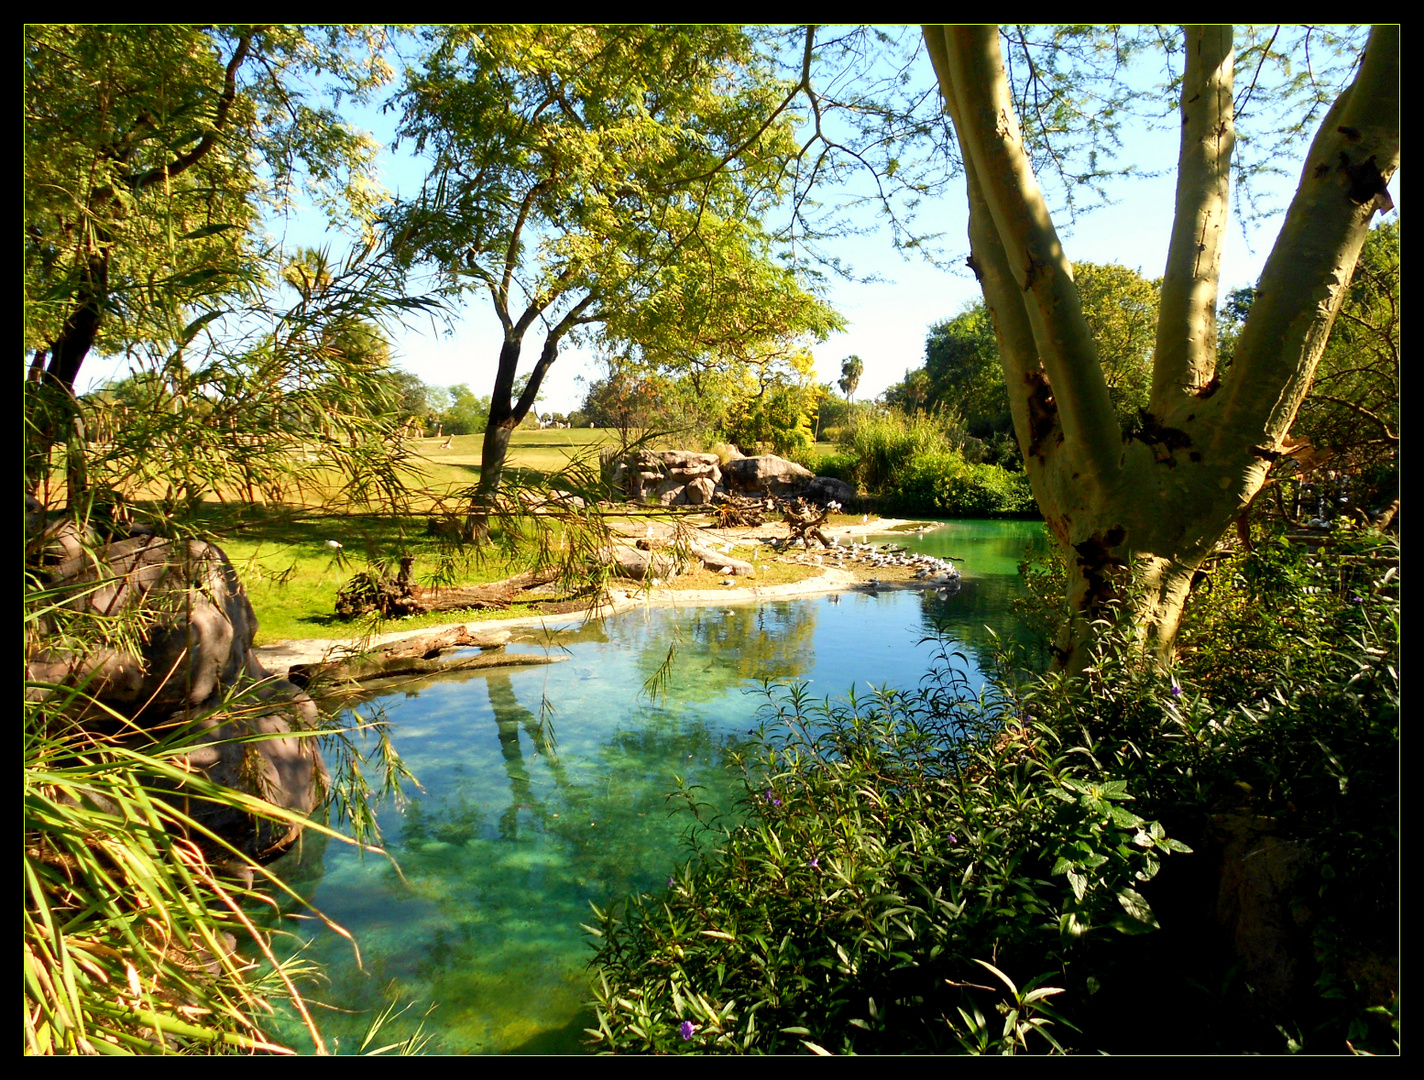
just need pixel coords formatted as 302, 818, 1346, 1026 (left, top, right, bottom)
587, 654, 1187, 1054
838, 412, 956, 492
886, 451, 1036, 517
587, 527, 1399, 1054
832, 413, 1035, 516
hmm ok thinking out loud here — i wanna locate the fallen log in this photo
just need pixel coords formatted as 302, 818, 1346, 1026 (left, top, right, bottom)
335, 558, 561, 619
291, 650, 568, 690
288, 626, 565, 689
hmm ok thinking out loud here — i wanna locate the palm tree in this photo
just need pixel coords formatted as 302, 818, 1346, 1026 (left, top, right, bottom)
838, 355, 864, 402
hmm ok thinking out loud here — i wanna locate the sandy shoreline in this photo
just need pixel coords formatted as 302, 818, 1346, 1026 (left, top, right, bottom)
253, 517, 931, 677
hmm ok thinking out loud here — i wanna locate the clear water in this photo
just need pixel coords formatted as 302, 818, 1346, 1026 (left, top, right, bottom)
266, 519, 1050, 1054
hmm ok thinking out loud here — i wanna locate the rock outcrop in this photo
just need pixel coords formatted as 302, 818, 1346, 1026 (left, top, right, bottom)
26, 526, 325, 861
721, 454, 813, 497
610, 449, 852, 507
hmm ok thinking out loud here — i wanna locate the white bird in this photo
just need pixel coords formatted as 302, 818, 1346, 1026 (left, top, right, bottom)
862, 514, 869, 524
646, 524, 655, 538
720, 566, 734, 575
325, 540, 343, 550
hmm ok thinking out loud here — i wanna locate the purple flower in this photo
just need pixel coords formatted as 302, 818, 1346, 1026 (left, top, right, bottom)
669, 877, 676, 888
948, 834, 959, 845
1170, 684, 1183, 698
808, 857, 819, 869
764, 789, 782, 807
679, 1020, 696, 1041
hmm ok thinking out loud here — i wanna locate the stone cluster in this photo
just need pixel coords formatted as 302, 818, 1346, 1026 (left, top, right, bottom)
611, 450, 854, 508
26, 499, 325, 861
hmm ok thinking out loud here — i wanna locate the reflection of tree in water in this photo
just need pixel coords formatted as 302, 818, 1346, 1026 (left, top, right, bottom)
290, 670, 751, 1053
900, 521, 1053, 673
633, 602, 819, 703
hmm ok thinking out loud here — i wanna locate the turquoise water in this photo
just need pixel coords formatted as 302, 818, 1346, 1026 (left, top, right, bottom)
267, 519, 1050, 1054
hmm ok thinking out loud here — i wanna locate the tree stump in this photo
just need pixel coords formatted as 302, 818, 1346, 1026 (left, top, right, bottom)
783, 499, 832, 549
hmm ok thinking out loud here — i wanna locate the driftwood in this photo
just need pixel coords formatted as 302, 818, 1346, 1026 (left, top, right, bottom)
711, 493, 774, 528
628, 537, 755, 577
783, 499, 832, 549
288, 625, 567, 689
335, 557, 561, 619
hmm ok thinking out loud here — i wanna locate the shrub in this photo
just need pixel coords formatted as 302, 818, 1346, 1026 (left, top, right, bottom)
588, 650, 1187, 1055
588, 527, 1398, 1054
886, 451, 1036, 517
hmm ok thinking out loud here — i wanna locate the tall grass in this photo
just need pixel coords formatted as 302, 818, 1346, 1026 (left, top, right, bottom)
839, 412, 960, 492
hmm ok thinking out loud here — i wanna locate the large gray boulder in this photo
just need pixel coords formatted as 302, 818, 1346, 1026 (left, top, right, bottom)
26, 531, 325, 860
802, 476, 856, 508
721, 454, 813, 496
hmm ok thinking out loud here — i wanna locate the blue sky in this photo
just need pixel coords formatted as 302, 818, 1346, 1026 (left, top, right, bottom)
77, 30, 1401, 416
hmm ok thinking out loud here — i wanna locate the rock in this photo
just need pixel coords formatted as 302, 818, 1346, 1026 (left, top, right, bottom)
26, 529, 325, 861
721, 454, 813, 496
612, 450, 722, 502
34, 536, 260, 714
177, 674, 326, 860
686, 541, 754, 577
803, 476, 856, 507
601, 544, 682, 581
685, 477, 716, 505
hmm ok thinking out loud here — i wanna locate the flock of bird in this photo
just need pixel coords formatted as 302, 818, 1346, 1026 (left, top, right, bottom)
827, 538, 963, 596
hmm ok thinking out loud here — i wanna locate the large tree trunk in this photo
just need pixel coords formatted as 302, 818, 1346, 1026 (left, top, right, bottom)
465, 326, 575, 539
924, 25, 1399, 669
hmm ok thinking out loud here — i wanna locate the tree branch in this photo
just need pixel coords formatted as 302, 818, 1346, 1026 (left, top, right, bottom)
934, 24, 1120, 486
123, 30, 258, 193
1152, 25, 1234, 409
1214, 25, 1398, 455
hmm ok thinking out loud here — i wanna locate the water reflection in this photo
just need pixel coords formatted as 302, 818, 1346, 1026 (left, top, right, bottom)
265, 519, 1050, 1054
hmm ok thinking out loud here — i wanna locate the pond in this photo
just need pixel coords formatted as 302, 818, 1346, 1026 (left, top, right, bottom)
266, 519, 1051, 1054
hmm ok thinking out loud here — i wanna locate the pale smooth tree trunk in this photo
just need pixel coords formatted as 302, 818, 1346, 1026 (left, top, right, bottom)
923, 24, 1399, 669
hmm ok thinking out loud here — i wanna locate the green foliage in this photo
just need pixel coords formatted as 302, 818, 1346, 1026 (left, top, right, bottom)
721, 374, 820, 458
25, 24, 392, 377
438, 384, 492, 436
390, 24, 842, 503
589, 525, 1398, 1054
833, 412, 1034, 516
886, 451, 1037, 517
887, 263, 1160, 458
837, 356, 864, 402
1285, 218, 1399, 512
23, 589, 414, 1054
588, 654, 1185, 1054
837, 411, 958, 492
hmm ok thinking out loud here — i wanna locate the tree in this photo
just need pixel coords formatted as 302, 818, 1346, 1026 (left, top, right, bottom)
24, 24, 393, 490
721, 349, 822, 457
922, 302, 1010, 440
838, 355, 864, 402
1280, 219, 1399, 515
922, 24, 1398, 665
390, 25, 840, 534
440, 384, 492, 436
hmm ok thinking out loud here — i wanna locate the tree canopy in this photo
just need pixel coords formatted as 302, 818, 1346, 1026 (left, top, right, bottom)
24, 24, 400, 493
388, 25, 842, 527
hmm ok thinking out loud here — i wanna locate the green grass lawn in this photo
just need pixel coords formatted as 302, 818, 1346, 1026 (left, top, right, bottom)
173, 430, 858, 644
404, 427, 615, 496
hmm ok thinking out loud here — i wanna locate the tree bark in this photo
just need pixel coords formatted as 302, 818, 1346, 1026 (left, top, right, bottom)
924, 24, 1399, 669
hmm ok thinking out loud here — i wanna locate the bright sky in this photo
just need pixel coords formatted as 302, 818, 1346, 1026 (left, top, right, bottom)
76, 31, 1400, 417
